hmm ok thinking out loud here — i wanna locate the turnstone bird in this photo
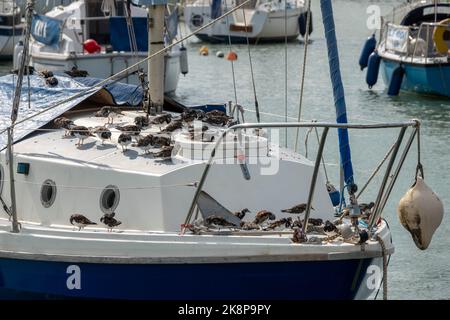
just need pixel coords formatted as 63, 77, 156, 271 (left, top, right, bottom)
150, 114, 172, 128
204, 110, 231, 126
45, 76, 58, 87
54, 117, 74, 137
323, 220, 339, 236
70, 214, 97, 231
291, 228, 307, 243
40, 70, 53, 78
161, 120, 182, 133
204, 215, 237, 228
359, 202, 375, 216
281, 203, 314, 214
233, 208, 250, 220
240, 221, 260, 230
134, 115, 150, 128
64, 66, 89, 77
151, 134, 172, 147
136, 134, 153, 154
253, 210, 276, 225
180, 109, 200, 123
264, 217, 293, 231
115, 124, 141, 140
70, 126, 94, 146
151, 145, 174, 159
118, 133, 132, 152
96, 106, 123, 124
93, 126, 112, 144
308, 218, 323, 226
100, 213, 122, 232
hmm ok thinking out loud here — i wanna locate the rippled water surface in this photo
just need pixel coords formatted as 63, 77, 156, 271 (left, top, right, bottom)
1, 0, 449, 300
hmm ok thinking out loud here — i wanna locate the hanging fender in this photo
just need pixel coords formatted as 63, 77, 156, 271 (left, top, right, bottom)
433, 18, 450, 55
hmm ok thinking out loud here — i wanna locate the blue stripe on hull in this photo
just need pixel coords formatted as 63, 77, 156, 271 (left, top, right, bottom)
195, 34, 299, 44
0, 257, 377, 299
381, 59, 450, 97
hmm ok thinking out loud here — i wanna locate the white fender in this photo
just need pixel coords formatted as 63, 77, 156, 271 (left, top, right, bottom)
397, 177, 444, 250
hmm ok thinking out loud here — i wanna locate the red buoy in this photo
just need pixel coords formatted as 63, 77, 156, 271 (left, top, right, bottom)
83, 39, 101, 54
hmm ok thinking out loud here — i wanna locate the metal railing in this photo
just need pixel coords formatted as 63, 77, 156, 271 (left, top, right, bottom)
183, 120, 420, 237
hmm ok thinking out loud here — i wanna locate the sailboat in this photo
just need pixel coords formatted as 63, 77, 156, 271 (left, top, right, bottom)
12, 0, 186, 92
360, 0, 450, 97
184, 0, 312, 43
0, 0, 441, 299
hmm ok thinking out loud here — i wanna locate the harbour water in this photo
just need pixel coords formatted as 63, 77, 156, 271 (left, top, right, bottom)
1, 0, 448, 299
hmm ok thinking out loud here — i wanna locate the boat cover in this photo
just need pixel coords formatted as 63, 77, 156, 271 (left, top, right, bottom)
0, 73, 143, 150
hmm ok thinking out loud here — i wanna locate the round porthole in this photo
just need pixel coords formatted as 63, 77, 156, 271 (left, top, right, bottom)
191, 14, 204, 27
40, 179, 57, 208
100, 185, 120, 214
0, 165, 4, 195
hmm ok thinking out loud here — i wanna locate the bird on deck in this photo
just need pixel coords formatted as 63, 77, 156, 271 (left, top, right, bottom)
204, 110, 231, 126
70, 126, 94, 146
39, 70, 54, 78
93, 126, 112, 144
240, 221, 260, 230
118, 133, 132, 152
264, 217, 293, 231
204, 215, 237, 228
291, 228, 307, 244
323, 220, 339, 237
100, 213, 122, 232
151, 134, 172, 147
134, 115, 150, 128
95, 106, 123, 125
136, 134, 153, 154
180, 109, 198, 123
64, 66, 89, 78
54, 117, 74, 137
115, 124, 141, 141
308, 218, 323, 226
253, 210, 276, 225
161, 120, 183, 133
281, 203, 314, 214
45, 76, 58, 87
233, 208, 250, 220
70, 214, 97, 231
150, 114, 172, 129
151, 145, 174, 159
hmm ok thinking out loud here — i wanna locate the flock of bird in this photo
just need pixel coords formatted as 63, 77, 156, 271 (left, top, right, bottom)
70, 212, 121, 232
53, 107, 234, 158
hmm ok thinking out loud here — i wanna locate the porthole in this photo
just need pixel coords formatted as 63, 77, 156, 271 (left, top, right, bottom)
40, 179, 57, 208
191, 14, 204, 27
0, 165, 4, 195
100, 185, 120, 214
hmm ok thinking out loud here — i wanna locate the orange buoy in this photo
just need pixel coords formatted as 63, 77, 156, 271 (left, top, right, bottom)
199, 46, 209, 56
226, 51, 238, 61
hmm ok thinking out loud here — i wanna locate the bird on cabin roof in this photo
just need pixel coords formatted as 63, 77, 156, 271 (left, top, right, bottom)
100, 213, 122, 232
70, 125, 94, 146
95, 106, 123, 125
253, 210, 276, 225
151, 145, 174, 159
204, 110, 231, 126
115, 124, 141, 140
54, 117, 74, 137
134, 115, 150, 128
93, 126, 112, 144
281, 203, 314, 214
151, 134, 172, 147
161, 119, 183, 133
150, 113, 172, 128
70, 214, 97, 231
233, 208, 250, 220
136, 134, 153, 154
118, 133, 132, 152
204, 215, 237, 228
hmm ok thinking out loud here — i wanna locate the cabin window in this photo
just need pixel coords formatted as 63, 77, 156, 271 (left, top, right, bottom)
100, 185, 120, 214
40, 179, 57, 208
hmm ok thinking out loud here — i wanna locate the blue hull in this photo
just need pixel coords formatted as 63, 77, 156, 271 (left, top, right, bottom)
0, 256, 377, 299
381, 58, 450, 97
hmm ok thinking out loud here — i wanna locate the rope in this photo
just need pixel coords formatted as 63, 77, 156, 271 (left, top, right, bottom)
356, 143, 396, 199
294, 0, 312, 152
376, 234, 388, 300
242, 6, 259, 122
8, 0, 253, 129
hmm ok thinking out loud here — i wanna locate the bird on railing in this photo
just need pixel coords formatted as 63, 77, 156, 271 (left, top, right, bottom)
253, 210, 276, 225
70, 214, 97, 231
70, 125, 94, 146
54, 117, 74, 137
93, 126, 112, 144
233, 208, 250, 220
95, 106, 123, 125
281, 203, 314, 214
118, 133, 132, 152
100, 212, 122, 232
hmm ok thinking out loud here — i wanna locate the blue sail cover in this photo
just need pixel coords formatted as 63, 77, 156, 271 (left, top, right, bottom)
31, 14, 63, 47
211, 0, 222, 19
320, 0, 354, 185
109, 17, 148, 52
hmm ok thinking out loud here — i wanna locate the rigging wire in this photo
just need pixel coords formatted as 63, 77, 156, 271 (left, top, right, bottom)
224, 1, 238, 105
294, 0, 312, 152
284, 0, 288, 147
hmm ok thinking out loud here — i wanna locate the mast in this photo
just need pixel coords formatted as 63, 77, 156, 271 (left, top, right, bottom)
147, 0, 167, 114
319, 0, 355, 189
